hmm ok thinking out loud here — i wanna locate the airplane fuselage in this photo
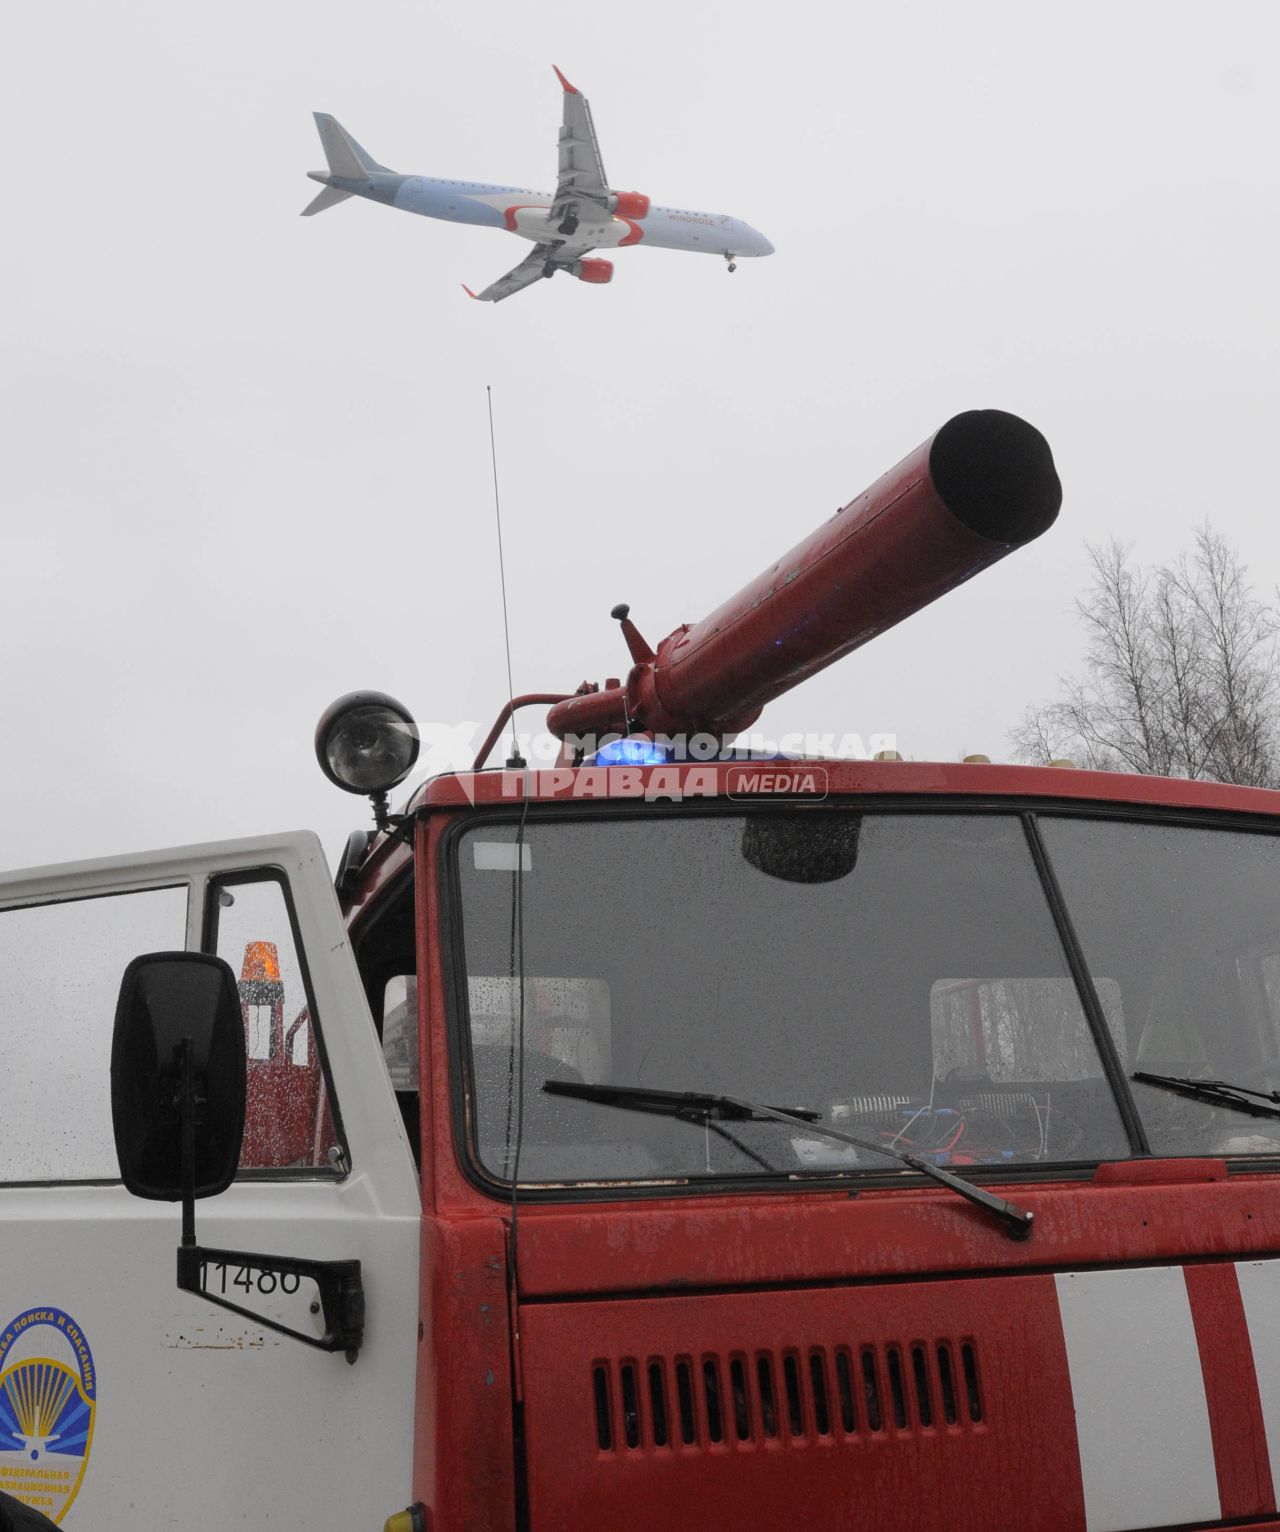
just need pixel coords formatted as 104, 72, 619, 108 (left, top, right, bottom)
317, 171, 775, 259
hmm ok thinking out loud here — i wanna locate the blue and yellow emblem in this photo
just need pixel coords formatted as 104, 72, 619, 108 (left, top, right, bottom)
0, 1308, 96, 1524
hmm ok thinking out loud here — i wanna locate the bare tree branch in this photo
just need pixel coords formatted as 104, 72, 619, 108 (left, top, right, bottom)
1010, 528, 1279, 786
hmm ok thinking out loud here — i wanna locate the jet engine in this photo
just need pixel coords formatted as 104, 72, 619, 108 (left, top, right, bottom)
609, 191, 651, 220
576, 258, 614, 285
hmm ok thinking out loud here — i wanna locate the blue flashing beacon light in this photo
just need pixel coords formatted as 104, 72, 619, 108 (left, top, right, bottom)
594, 738, 671, 766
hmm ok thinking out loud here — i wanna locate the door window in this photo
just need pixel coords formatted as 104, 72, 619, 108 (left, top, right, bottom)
0, 885, 187, 1182
209, 873, 342, 1173
381, 976, 417, 1091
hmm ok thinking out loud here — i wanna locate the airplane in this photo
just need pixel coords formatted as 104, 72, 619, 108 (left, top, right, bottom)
302, 66, 774, 303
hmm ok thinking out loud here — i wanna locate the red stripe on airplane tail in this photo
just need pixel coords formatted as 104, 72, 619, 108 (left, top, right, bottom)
1186, 1262, 1276, 1519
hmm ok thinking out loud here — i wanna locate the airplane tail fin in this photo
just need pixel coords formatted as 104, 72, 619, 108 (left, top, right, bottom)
301, 183, 354, 217
312, 112, 391, 177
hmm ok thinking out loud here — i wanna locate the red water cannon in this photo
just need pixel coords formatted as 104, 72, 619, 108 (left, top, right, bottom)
547, 409, 1061, 745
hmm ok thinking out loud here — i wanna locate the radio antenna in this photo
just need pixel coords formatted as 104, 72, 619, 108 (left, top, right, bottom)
487, 386, 530, 1338
486, 385, 523, 769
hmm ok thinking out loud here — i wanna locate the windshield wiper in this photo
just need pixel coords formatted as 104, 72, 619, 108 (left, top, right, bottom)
1133, 1070, 1280, 1121
543, 1080, 1034, 1241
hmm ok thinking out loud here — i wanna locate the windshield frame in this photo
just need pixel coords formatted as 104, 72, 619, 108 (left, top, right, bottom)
439, 795, 1280, 1204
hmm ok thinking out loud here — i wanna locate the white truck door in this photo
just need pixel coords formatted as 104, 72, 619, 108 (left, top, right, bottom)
0, 832, 420, 1530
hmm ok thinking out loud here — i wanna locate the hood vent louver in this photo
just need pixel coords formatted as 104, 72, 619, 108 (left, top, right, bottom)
592, 1339, 982, 1455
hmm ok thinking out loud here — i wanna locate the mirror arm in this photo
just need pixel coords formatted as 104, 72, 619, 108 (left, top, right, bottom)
158, 990, 366, 1361
175, 1247, 364, 1360
177, 1037, 197, 1249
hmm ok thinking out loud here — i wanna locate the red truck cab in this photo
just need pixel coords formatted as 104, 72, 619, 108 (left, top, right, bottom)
351, 755, 1280, 1532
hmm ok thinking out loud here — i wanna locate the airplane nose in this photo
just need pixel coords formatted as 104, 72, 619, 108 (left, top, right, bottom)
757, 234, 775, 256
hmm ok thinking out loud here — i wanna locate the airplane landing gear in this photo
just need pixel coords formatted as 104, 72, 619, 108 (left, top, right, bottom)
724, 252, 738, 273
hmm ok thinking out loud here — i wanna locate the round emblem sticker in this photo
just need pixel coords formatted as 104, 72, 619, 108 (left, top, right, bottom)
0, 1308, 96, 1524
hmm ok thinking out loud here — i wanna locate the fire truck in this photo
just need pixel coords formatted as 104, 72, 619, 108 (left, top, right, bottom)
4, 409, 1280, 1532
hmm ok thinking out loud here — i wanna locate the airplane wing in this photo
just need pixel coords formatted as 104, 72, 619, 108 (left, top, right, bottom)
464, 244, 561, 304
549, 66, 615, 233
465, 69, 615, 303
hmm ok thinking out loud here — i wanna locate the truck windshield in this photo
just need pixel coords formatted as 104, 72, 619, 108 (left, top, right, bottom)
1039, 817, 1280, 1158
453, 811, 1137, 1189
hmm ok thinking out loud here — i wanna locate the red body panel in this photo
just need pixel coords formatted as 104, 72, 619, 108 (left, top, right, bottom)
412, 1214, 516, 1532
413, 755, 1280, 819
1185, 1262, 1274, 1517
521, 1275, 1085, 1532
505, 1172, 1280, 1299
242, 1050, 325, 1166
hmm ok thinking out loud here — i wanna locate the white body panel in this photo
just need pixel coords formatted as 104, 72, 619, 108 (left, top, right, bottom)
0, 834, 420, 1530
1235, 1259, 1280, 1506
1055, 1266, 1220, 1532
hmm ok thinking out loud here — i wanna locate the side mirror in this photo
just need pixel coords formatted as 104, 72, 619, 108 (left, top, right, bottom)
111, 952, 246, 1201
110, 950, 365, 1358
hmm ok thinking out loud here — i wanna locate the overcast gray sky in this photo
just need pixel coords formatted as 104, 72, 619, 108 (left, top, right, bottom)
2, 0, 1277, 873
